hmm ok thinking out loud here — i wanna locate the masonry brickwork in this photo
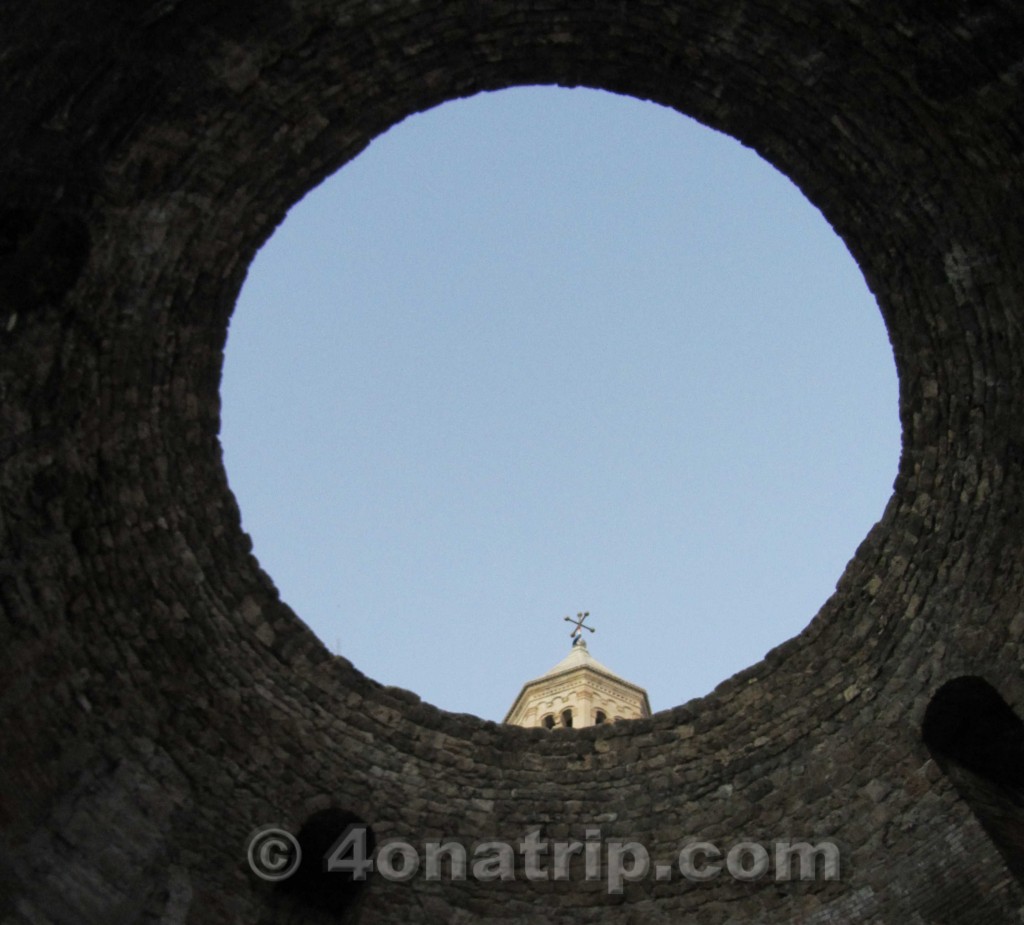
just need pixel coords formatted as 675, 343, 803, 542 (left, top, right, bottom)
3, 1, 1024, 922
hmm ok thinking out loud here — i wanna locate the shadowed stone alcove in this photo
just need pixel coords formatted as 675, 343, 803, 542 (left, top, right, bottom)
2, 1, 1024, 922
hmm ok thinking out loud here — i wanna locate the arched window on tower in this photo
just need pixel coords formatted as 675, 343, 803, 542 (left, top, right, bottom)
594, 710, 607, 725
561, 709, 573, 728
922, 676, 1024, 886
542, 714, 555, 730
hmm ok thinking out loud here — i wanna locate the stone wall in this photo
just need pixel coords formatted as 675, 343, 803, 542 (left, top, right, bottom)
2, 1, 1024, 922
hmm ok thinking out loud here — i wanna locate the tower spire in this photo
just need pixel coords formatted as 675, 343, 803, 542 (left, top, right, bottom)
504, 611, 650, 728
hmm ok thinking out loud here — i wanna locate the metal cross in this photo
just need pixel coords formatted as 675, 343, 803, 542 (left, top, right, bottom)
564, 611, 595, 640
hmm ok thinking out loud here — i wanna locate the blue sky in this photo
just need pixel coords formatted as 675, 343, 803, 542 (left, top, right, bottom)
220, 86, 900, 723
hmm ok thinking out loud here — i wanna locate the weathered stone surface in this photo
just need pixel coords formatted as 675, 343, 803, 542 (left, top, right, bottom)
3, 0, 1024, 922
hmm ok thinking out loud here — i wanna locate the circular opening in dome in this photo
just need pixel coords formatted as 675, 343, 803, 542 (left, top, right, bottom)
221, 86, 899, 723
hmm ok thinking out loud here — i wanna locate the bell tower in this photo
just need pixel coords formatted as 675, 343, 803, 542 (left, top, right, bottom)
504, 613, 651, 728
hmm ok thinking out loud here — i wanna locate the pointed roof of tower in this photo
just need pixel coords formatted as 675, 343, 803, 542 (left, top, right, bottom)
503, 638, 651, 725
537, 638, 627, 686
